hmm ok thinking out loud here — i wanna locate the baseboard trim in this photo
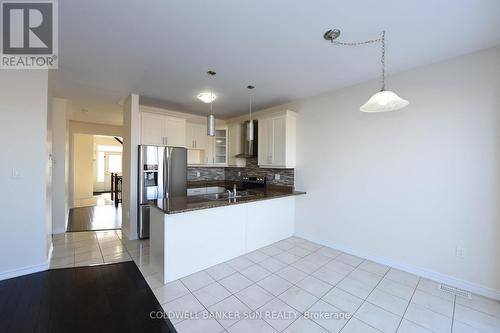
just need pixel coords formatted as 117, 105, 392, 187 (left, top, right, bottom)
0, 261, 49, 281
295, 233, 500, 301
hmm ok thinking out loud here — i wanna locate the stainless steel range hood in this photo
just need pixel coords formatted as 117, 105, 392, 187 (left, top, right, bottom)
235, 120, 258, 158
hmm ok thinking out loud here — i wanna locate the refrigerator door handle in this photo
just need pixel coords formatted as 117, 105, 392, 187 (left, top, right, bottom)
168, 150, 172, 196
163, 148, 168, 198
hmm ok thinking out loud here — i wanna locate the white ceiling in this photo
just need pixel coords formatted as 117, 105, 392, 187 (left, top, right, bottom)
53, 0, 500, 118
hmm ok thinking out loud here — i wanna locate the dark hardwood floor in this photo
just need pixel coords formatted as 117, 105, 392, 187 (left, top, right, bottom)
0, 262, 176, 333
67, 204, 122, 232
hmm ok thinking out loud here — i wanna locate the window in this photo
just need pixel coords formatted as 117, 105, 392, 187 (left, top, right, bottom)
108, 154, 122, 173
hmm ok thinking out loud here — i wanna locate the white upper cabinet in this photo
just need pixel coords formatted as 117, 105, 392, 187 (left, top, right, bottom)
186, 122, 206, 150
140, 111, 186, 147
228, 122, 244, 167
257, 110, 296, 168
164, 117, 186, 147
204, 135, 215, 165
141, 112, 166, 146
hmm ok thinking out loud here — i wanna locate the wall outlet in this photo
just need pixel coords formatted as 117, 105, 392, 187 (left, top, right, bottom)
196, 171, 201, 177
274, 174, 281, 181
11, 168, 22, 179
455, 246, 465, 258
238, 171, 241, 177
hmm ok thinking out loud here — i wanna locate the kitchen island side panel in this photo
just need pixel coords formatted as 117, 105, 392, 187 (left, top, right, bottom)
155, 196, 296, 283
245, 196, 295, 252
165, 204, 247, 282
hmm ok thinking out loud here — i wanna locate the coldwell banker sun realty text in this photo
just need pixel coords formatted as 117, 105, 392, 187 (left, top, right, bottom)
1, 1, 58, 69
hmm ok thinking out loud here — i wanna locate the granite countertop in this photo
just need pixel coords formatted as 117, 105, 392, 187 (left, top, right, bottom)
152, 187, 306, 215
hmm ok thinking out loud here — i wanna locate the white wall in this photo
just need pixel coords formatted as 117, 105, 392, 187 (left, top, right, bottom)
52, 98, 71, 233
265, 46, 500, 298
73, 134, 94, 199
0, 70, 50, 279
122, 94, 140, 240
69, 99, 124, 126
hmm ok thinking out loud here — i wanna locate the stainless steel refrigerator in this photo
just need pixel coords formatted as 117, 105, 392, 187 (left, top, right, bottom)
138, 145, 187, 239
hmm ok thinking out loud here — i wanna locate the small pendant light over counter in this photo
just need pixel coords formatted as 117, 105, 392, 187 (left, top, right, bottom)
323, 29, 409, 112
246, 85, 255, 141
205, 70, 216, 136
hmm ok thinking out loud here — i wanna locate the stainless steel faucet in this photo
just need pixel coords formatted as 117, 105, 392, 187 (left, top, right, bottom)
227, 184, 238, 198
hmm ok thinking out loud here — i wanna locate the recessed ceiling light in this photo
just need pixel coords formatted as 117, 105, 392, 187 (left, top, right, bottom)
197, 92, 216, 103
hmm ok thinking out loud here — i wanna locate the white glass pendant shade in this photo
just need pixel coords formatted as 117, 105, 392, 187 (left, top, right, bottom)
207, 114, 215, 136
360, 90, 409, 112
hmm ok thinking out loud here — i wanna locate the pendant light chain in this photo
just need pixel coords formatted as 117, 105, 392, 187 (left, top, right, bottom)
330, 30, 386, 91
324, 28, 408, 112
381, 30, 386, 91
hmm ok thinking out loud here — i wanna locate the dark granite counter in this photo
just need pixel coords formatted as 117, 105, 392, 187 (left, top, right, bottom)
152, 188, 305, 215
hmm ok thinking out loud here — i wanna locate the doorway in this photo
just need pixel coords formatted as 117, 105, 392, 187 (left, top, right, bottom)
68, 134, 123, 231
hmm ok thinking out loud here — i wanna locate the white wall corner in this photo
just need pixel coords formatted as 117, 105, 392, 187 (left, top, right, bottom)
122, 94, 140, 240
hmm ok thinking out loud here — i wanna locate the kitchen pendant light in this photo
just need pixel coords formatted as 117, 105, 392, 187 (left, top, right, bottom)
246, 85, 255, 141
205, 70, 216, 136
324, 29, 409, 112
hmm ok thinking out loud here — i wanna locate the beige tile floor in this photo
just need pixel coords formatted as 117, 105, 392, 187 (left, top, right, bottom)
50, 230, 145, 268
50, 233, 500, 333
73, 192, 114, 208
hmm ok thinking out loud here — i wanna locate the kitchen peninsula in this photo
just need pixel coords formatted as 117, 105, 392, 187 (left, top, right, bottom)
150, 185, 305, 283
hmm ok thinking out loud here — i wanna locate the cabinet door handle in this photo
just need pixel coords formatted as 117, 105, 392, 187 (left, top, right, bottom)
165, 136, 168, 145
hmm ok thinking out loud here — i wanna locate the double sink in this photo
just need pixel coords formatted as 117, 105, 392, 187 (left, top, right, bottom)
203, 191, 251, 201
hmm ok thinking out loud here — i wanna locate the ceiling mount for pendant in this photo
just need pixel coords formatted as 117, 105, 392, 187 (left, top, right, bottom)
323, 29, 341, 41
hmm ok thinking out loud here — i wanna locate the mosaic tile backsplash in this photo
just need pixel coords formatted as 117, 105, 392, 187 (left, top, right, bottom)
188, 158, 295, 187
187, 167, 225, 181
